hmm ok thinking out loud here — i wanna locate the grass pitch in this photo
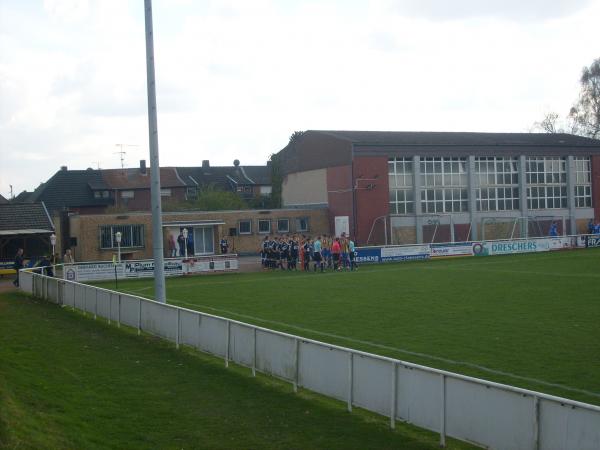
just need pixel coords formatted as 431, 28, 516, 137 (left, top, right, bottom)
106, 249, 600, 406
0, 291, 473, 449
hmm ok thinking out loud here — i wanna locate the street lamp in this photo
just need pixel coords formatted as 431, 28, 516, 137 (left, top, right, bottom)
182, 228, 188, 259
115, 231, 122, 262
50, 233, 56, 264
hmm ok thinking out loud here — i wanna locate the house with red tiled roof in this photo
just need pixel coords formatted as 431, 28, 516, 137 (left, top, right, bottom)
101, 163, 188, 210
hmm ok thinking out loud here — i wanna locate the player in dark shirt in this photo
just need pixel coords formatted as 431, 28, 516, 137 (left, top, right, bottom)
289, 237, 299, 270
302, 239, 312, 271
261, 236, 269, 268
280, 237, 290, 270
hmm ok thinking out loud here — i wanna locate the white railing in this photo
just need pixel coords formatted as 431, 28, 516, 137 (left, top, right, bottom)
18, 269, 600, 450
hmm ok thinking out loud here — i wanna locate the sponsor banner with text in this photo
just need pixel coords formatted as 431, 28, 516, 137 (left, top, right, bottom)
64, 257, 238, 282
380, 245, 431, 262
354, 248, 382, 263
586, 235, 600, 248
430, 243, 474, 258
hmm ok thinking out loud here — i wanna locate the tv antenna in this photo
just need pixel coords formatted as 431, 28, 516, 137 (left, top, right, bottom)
114, 144, 139, 169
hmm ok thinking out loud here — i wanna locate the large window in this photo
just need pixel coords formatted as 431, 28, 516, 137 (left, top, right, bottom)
420, 157, 468, 213
526, 157, 567, 209
277, 218, 289, 233
238, 220, 251, 235
388, 157, 414, 214
475, 157, 519, 211
100, 224, 144, 249
258, 219, 271, 234
574, 157, 592, 207
296, 217, 309, 232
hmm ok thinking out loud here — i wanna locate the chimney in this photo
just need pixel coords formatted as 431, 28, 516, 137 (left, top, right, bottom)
140, 160, 147, 175
60, 165, 68, 171
202, 160, 210, 169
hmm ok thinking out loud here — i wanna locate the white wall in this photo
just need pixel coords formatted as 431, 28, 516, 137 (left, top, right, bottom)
282, 168, 328, 207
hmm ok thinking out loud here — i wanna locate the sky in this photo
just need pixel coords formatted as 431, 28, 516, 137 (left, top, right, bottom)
1, 0, 599, 198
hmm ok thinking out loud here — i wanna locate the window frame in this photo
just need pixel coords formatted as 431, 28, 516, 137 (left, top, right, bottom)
258, 219, 271, 234
99, 224, 145, 249
295, 217, 309, 232
277, 218, 290, 233
238, 219, 252, 235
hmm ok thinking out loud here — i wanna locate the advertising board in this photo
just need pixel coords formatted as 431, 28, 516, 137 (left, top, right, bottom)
481, 237, 573, 256
585, 235, 600, 248
64, 257, 238, 282
65, 262, 123, 282
354, 248, 382, 263
186, 258, 239, 273
380, 245, 430, 262
430, 243, 474, 258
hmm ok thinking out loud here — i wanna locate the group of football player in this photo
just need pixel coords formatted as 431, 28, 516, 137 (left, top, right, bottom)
260, 234, 358, 272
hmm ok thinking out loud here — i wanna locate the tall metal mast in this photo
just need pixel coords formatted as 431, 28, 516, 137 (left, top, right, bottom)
143, 0, 166, 303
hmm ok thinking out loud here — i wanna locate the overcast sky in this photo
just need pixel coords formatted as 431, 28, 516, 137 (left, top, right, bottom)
1, 0, 599, 198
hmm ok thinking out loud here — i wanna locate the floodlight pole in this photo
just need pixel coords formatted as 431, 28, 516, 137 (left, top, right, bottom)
115, 231, 122, 262
144, 0, 166, 304
50, 233, 56, 264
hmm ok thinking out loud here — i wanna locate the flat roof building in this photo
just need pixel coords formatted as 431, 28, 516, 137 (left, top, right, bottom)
276, 130, 600, 245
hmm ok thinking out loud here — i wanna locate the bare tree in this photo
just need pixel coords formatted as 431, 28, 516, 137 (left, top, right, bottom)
532, 111, 578, 134
569, 58, 600, 139
534, 112, 560, 133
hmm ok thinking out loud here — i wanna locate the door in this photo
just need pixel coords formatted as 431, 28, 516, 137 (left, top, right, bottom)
335, 216, 350, 237
193, 226, 214, 255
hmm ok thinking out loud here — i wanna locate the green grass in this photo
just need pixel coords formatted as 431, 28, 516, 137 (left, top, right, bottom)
102, 249, 600, 406
0, 291, 474, 450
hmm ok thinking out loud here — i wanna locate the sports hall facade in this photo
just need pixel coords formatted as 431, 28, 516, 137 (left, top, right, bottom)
277, 131, 600, 245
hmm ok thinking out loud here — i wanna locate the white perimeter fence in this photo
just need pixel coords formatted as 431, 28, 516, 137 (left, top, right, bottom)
18, 268, 600, 450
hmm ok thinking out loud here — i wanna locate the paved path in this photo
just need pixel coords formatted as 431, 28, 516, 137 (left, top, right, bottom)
237, 255, 263, 273
0, 277, 17, 294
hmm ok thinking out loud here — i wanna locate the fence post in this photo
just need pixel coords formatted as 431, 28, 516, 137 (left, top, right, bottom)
94, 289, 98, 320
137, 297, 141, 335
176, 308, 180, 349
108, 293, 112, 325
440, 374, 446, 448
72, 283, 76, 311
117, 294, 121, 328
347, 352, 353, 412
58, 280, 63, 305
293, 338, 299, 393
252, 327, 257, 377
83, 287, 87, 316
533, 396, 540, 450
225, 320, 230, 368
390, 362, 397, 429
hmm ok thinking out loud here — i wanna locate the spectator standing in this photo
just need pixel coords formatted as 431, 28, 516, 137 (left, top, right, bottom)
177, 231, 185, 257
168, 233, 177, 257
13, 248, 24, 287
220, 236, 229, 254
549, 222, 558, 237
63, 248, 75, 264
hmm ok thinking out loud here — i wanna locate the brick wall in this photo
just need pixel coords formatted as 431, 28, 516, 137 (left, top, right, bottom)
592, 155, 600, 221
70, 208, 330, 262
353, 156, 389, 245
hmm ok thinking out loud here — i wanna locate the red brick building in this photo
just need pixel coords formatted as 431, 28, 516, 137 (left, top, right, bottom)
277, 130, 600, 246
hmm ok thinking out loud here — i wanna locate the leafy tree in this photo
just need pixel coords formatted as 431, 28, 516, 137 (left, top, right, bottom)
569, 58, 600, 138
268, 152, 283, 208
163, 186, 248, 212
